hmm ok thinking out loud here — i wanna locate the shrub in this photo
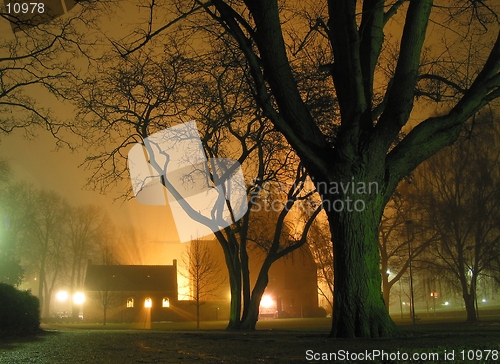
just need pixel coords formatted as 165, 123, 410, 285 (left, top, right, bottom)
303, 306, 328, 318
0, 283, 40, 337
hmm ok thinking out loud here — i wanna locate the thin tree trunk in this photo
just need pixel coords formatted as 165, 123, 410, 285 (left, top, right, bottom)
240, 260, 272, 330
463, 280, 478, 322
103, 303, 107, 325
382, 274, 390, 311
38, 264, 45, 317
196, 283, 200, 329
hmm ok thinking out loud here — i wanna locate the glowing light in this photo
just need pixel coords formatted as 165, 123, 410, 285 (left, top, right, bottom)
482, 299, 487, 303
177, 271, 191, 300
386, 270, 391, 275
56, 291, 68, 302
260, 295, 274, 309
162, 298, 170, 307
444, 301, 450, 306
145, 297, 152, 308
73, 292, 85, 305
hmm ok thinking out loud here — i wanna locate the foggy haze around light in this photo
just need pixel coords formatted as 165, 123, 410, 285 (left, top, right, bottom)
0, 128, 188, 266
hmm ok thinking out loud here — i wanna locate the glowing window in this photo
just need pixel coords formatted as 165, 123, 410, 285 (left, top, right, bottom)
162, 298, 170, 308
126, 298, 134, 308
144, 297, 152, 308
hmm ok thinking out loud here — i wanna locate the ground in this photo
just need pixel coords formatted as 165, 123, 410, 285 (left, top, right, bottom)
1, 318, 500, 363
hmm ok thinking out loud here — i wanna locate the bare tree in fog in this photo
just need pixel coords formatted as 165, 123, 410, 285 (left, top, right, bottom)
414, 113, 500, 322
378, 183, 436, 311
63, 40, 326, 330
22, 190, 69, 317
181, 239, 224, 329
89, 274, 121, 325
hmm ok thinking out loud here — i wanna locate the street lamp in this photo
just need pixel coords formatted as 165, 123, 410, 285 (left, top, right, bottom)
56, 290, 69, 302
73, 292, 85, 305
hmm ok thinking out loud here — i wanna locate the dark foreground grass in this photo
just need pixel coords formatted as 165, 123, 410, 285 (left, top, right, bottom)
1, 319, 499, 363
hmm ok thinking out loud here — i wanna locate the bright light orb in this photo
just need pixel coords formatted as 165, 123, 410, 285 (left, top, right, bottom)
145, 298, 152, 308
260, 295, 274, 309
56, 291, 69, 302
73, 292, 86, 305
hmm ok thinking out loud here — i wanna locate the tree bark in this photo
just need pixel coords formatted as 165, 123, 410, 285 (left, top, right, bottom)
324, 179, 397, 338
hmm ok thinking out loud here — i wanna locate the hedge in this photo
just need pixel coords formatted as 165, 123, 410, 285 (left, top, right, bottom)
0, 282, 40, 336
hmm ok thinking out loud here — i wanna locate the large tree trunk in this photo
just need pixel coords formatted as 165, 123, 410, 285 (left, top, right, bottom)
326, 190, 397, 338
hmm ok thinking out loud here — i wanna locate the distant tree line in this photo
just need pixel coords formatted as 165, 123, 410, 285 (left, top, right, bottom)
0, 171, 123, 319
376, 111, 500, 322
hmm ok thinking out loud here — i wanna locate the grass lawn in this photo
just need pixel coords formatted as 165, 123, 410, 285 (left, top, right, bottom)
1, 316, 497, 363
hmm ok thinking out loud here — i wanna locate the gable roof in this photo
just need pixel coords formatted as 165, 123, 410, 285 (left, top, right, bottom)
84, 262, 177, 292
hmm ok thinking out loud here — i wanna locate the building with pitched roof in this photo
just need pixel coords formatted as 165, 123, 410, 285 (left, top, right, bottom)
83, 260, 179, 323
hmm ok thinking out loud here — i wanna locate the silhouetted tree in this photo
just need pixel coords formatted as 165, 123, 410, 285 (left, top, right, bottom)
181, 239, 224, 328
80, 0, 500, 337
0, 3, 93, 144
89, 276, 121, 325
63, 44, 324, 330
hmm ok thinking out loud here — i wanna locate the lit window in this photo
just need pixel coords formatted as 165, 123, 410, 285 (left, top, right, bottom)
144, 297, 152, 308
162, 298, 170, 308
127, 298, 134, 308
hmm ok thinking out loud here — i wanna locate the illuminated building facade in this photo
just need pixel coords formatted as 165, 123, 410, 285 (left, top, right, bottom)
83, 260, 178, 323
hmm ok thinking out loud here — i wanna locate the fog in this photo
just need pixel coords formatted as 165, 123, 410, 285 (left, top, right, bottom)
0, 128, 185, 266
